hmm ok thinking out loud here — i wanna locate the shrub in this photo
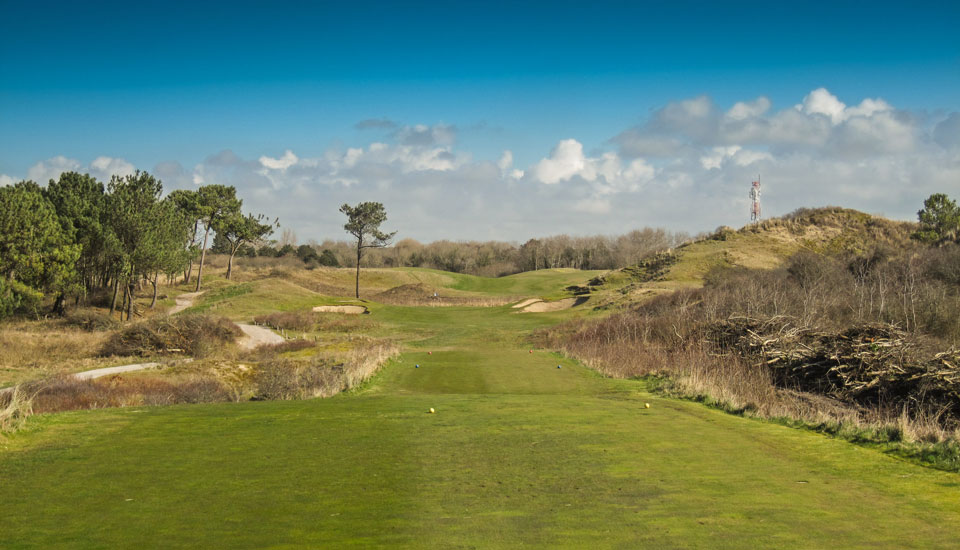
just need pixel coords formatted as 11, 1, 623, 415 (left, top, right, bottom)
64, 310, 118, 331
253, 311, 318, 331
101, 314, 242, 358
253, 358, 341, 400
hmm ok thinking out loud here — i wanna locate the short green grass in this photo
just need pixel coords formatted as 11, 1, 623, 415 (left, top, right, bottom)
3, 268, 959, 548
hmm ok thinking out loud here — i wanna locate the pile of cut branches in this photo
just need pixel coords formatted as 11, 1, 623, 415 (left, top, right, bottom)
709, 317, 960, 424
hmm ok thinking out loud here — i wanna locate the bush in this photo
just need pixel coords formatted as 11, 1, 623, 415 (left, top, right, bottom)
253, 311, 318, 331
253, 358, 342, 400
101, 314, 242, 358
64, 310, 118, 331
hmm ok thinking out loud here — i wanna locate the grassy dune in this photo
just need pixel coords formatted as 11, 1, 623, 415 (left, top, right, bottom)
3, 264, 959, 548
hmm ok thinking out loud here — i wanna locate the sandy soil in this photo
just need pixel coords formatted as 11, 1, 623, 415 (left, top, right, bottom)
236, 324, 285, 350
312, 305, 368, 314
511, 298, 542, 309
520, 297, 583, 313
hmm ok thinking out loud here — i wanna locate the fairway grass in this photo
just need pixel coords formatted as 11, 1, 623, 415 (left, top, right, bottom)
3, 268, 959, 548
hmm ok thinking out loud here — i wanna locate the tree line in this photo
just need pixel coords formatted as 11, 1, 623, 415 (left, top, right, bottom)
0, 172, 274, 320
231, 227, 690, 277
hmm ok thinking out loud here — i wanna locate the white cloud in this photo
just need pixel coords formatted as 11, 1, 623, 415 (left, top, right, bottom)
797, 88, 892, 126
497, 150, 513, 172
798, 87, 848, 124
10, 90, 960, 241
0, 174, 14, 187
89, 156, 136, 180
259, 150, 299, 171
701, 146, 741, 170
532, 139, 589, 184
726, 97, 771, 121
22, 155, 136, 184
27, 155, 82, 183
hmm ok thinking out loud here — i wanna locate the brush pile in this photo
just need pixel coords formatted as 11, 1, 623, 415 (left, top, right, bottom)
101, 314, 242, 358
709, 317, 960, 423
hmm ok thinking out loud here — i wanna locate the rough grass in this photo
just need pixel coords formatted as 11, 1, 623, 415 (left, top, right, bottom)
21, 373, 233, 413
0, 322, 115, 387
4, 251, 960, 547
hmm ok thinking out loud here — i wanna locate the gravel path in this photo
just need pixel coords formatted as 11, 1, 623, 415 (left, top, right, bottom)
73, 363, 162, 380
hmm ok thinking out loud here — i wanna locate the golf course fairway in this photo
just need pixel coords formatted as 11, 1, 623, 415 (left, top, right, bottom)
2, 296, 959, 548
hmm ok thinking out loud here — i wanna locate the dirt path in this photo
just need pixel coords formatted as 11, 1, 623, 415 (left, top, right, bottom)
169, 291, 204, 315
236, 324, 285, 350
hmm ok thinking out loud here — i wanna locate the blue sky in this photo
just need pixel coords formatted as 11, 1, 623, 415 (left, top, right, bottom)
2, 0, 958, 241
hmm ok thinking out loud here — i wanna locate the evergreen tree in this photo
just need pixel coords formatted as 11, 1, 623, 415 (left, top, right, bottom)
340, 202, 396, 298
0, 181, 80, 317
914, 193, 960, 245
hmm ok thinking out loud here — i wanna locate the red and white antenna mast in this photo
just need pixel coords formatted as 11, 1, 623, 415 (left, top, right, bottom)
749, 175, 761, 223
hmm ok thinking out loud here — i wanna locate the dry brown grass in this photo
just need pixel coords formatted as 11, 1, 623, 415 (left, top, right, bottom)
535, 244, 960, 447
0, 322, 115, 386
252, 339, 400, 400
20, 373, 232, 413
253, 311, 320, 331
0, 386, 36, 433
373, 283, 511, 307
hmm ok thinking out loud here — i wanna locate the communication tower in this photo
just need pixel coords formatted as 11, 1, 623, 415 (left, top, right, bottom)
749, 177, 761, 223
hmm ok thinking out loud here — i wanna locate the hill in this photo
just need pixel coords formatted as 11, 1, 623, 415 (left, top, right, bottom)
584, 207, 917, 305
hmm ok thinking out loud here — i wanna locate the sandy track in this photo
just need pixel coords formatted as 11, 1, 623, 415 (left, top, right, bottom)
237, 324, 285, 350
169, 291, 204, 315
312, 305, 367, 314
520, 297, 585, 313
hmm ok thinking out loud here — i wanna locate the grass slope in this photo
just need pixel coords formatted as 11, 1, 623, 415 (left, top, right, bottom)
3, 267, 959, 548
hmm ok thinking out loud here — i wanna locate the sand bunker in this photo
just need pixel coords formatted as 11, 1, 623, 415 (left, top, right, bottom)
312, 305, 368, 314
512, 298, 542, 309
520, 297, 587, 313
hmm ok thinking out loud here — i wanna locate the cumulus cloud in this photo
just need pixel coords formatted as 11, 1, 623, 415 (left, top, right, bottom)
89, 156, 136, 181
259, 150, 299, 171
532, 139, 588, 184
497, 150, 524, 180
27, 155, 82, 183
0, 174, 15, 187
726, 97, 772, 121
22, 155, 137, 184
797, 87, 893, 125
7, 88, 959, 241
